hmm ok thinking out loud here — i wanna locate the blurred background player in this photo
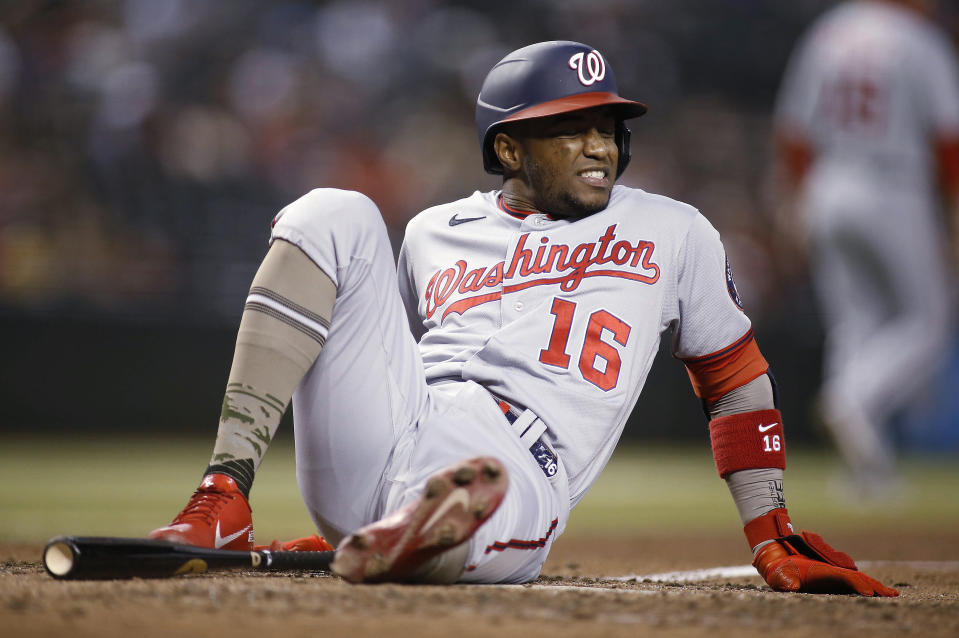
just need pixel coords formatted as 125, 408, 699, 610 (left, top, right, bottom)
773, 0, 959, 498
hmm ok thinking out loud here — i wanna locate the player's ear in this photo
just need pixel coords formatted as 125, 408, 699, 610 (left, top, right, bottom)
494, 131, 523, 174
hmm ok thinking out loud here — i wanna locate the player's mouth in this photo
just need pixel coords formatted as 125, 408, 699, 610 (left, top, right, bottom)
577, 168, 610, 188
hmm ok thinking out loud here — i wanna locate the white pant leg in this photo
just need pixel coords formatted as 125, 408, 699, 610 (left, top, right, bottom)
384, 382, 570, 584
806, 182, 954, 474
845, 201, 953, 422
270, 189, 429, 543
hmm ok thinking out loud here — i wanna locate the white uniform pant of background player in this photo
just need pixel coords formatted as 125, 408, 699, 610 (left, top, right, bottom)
271, 189, 569, 584
801, 165, 955, 479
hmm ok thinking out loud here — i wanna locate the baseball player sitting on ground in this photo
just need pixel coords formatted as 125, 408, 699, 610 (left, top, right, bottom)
150, 41, 897, 594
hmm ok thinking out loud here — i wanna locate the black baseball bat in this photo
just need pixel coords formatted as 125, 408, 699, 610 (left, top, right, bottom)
43, 536, 335, 580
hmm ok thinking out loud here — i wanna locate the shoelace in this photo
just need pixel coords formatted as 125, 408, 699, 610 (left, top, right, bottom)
171, 488, 234, 525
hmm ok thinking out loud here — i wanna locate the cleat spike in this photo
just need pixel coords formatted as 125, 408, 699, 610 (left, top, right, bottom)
425, 477, 448, 499
452, 466, 477, 485
363, 554, 388, 579
481, 463, 501, 480
348, 533, 369, 550
434, 524, 458, 547
472, 498, 489, 519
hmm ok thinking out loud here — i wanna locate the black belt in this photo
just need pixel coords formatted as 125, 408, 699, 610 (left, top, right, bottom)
496, 399, 559, 478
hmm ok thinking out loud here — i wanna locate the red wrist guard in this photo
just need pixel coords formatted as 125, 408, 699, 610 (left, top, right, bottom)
746, 507, 858, 571
709, 409, 785, 478
744, 507, 795, 550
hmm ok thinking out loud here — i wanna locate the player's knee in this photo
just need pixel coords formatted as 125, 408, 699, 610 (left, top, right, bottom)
272, 188, 389, 265
277, 188, 384, 233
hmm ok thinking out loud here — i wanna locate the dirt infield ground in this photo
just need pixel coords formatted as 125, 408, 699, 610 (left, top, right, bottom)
3, 531, 957, 638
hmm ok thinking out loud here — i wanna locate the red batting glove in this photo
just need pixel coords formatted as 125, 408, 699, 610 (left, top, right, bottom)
253, 534, 334, 552
745, 508, 898, 597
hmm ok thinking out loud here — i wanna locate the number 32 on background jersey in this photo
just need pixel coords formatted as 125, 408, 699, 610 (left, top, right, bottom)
538, 297, 631, 392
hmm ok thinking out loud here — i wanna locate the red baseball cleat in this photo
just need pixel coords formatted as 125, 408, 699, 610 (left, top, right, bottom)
331, 456, 508, 583
148, 473, 254, 551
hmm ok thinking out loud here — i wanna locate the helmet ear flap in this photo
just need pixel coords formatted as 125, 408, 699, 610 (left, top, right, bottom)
482, 128, 505, 175
615, 121, 631, 178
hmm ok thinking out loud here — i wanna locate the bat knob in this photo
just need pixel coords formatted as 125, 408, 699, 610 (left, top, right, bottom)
44, 538, 79, 579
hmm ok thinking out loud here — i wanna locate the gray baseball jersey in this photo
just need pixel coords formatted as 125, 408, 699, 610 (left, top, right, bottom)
398, 185, 766, 507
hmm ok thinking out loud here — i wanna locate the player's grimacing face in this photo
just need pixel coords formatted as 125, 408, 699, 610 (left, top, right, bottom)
517, 108, 619, 218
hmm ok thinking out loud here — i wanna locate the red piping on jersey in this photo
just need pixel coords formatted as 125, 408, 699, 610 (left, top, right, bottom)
497, 193, 557, 220
504, 268, 659, 293
443, 291, 503, 317
683, 329, 755, 364
439, 268, 660, 321
463, 518, 560, 572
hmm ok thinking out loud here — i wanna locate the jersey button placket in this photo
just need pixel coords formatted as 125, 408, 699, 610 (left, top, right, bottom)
524, 215, 547, 230
502, 228, 531, 323
506, 220, 550, 322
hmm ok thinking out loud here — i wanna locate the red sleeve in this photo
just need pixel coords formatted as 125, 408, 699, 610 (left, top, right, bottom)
683, 330, 769, 404
776, 129, 813, 190
936, 135, 959, 197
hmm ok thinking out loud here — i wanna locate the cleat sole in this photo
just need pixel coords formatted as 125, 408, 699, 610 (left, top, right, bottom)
331, 456, 508, 584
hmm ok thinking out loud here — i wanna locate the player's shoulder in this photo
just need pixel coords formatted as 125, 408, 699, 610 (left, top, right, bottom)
831, 1, 949, 50
606, 185, 721, 249
405, 190, 495, 236
800, 2, 894, 49
608, 185, 701, 223
902, 9, 958, 62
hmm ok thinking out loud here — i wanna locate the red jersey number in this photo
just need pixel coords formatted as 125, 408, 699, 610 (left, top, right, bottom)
539, 298, 631, 391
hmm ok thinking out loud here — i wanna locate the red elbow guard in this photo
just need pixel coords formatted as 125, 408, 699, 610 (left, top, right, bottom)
709, 409, 786, 478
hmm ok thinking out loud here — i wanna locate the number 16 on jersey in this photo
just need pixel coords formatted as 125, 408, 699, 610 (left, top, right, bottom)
538, 297, 631, 392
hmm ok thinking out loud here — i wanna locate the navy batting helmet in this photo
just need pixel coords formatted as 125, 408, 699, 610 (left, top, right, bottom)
476, 41, 647, 177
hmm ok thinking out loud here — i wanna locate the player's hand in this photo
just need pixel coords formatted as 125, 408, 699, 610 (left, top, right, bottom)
753, 531, 898, 596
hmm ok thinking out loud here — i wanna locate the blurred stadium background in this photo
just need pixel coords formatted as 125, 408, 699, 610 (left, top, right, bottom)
1, 0, 958, 461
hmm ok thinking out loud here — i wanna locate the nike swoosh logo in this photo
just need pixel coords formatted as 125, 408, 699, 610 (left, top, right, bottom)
214, 521, 252, 549
449, 214, 486, 226
422, 487, 471, 531
758, 422, 779, 433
